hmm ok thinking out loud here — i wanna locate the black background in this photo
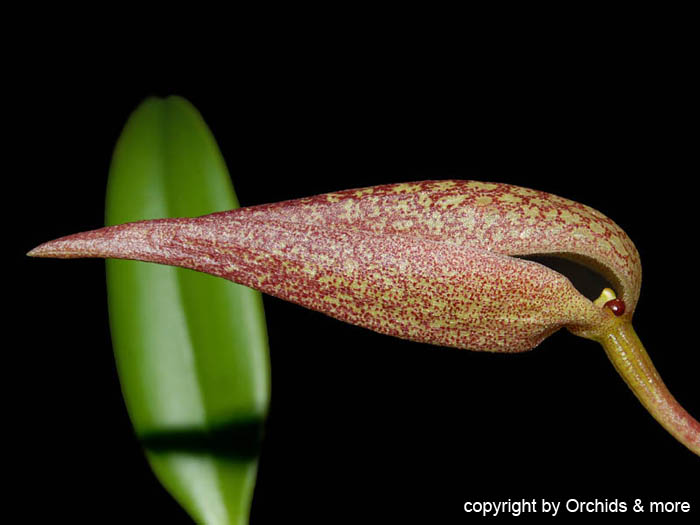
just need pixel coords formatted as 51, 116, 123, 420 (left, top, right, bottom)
13, 51, 699, 523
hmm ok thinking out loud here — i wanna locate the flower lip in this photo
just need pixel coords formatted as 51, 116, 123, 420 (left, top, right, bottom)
604, 299, 626, 316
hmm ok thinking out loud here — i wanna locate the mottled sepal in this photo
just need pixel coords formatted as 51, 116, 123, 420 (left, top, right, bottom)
30, 179, 700, 457
28, 180, 642, 352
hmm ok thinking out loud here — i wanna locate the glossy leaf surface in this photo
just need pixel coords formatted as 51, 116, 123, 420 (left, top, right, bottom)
104, 96, 270, 523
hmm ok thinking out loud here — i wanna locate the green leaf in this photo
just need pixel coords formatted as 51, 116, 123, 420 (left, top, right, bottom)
105, 96, 270, 524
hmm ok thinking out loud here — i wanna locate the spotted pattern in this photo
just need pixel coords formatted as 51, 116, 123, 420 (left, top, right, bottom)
239, 180, 640, 311
29, 180, 641, 353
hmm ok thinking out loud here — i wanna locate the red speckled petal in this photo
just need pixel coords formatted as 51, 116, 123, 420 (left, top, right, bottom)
29, 180, 622, 352
31, 181, 700, 456
239, 180, 641, 315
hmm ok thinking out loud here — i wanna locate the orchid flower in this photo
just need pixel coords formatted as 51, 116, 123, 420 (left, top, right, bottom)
29, 179, 699, 456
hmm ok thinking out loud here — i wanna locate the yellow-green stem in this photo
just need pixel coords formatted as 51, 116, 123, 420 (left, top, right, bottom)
596, 320, 699, 456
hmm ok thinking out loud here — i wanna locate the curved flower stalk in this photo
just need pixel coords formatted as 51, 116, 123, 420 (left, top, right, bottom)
28, 180, 699, 456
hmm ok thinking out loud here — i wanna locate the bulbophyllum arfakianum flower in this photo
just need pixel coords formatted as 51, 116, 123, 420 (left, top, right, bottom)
28, 180, 699, 456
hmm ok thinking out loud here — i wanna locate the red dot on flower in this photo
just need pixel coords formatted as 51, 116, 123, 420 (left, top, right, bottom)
604, 298, 626, 316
